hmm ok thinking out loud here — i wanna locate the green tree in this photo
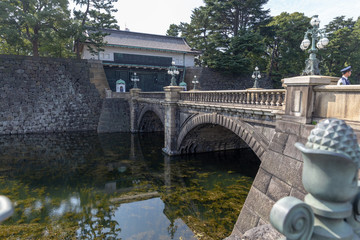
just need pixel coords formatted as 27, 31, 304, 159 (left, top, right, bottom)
168, 0, 269, 72
72, 0, 119, 59
166, 24, 181, 37
0, 0, 71, 57
264, 12, 310, 87
319, 16, 358, 79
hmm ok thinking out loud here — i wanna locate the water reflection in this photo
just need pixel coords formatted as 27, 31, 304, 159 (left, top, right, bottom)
0, 132, 260, 239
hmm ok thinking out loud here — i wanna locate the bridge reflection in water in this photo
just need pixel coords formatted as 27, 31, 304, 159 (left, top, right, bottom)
0, 131, 260, 239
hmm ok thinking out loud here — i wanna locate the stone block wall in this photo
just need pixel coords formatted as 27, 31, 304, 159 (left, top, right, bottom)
231, 120, 315, 236
97, 98, 131, 133
0, 55, 102, 134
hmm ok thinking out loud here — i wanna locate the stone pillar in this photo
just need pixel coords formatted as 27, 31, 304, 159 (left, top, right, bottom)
162, 86, 183, 155
129, 88, 141, 133
282, 75, 337, 124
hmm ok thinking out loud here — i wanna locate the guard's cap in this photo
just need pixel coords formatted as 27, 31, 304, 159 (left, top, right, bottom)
341, 66, 352, 73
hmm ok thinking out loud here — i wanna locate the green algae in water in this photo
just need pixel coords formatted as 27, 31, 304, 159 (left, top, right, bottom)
0, 132, 259, 239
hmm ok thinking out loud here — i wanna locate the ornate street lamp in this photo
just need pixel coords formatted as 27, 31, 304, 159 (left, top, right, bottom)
167, 61, 179, 86
192, 75, 199, 90
300, 15, 329, 75
131, 72, 140, 88
251, 67, 261, 88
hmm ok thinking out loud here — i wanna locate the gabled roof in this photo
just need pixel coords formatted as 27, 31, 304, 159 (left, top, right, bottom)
100, 29, 200, 54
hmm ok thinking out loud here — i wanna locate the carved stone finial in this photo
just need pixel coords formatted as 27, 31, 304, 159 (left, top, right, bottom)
270, 118, 360, 240
305, 118, 360, 166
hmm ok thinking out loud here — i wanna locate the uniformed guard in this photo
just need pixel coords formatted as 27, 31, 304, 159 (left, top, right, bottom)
337, 66, 352, 85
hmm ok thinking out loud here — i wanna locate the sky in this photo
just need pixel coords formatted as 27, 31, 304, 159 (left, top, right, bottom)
73, 0, 360, 35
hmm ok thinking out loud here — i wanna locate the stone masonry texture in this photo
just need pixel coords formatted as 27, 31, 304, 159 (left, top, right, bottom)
0, 55, 102, 134
97, 98, 130, 133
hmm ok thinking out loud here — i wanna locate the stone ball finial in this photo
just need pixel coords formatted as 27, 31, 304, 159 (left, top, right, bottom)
305, 118, 360, 166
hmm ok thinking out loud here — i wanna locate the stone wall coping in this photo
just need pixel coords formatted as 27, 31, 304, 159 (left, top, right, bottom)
283, 75, 338, 86
163, 86, 183, 92
314, 84, 360, 92
109, 92, 131, 99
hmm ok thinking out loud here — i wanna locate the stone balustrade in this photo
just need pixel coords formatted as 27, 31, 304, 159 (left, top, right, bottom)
179, 90, 286, 108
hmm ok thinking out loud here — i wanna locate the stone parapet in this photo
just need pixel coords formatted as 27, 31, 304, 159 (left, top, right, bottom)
282, 75, 336, 124
313, 84, 360, 129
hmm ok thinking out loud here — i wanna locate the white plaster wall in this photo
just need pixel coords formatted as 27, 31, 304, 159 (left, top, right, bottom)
82, 45, 196, 67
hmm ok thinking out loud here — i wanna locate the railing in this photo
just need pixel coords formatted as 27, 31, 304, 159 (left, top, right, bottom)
138, 92, 165, 100
180, 90, 286, 107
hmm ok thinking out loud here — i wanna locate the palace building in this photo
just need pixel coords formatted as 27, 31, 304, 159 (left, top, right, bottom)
80, 29, 200, 92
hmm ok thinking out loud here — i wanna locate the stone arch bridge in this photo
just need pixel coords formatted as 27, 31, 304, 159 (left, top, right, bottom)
130, 88, 284, 160
106, 75, 360, 238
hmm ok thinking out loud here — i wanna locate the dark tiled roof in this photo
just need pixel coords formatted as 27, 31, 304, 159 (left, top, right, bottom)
101, 29, 200, 54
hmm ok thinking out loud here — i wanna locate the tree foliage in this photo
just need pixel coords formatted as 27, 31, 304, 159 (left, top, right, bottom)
0, 0, 119, 58
0, 0, 71, 57
1, 0, 360, 85
168, 0, 360, 85
264, 12, 310, 86
169, 0, 270, 74
72, 0, 119, 59
318, 16, 360, 83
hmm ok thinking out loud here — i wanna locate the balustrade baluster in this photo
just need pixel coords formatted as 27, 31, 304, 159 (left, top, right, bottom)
259, 92, 265, 105
238, 93, 242, 104
281, 92, 286, 106
255, 92, 260, 105
276, 92, 281, 106
265, 92, 271, 105
234, 93, 239, 104
277, 91, 285, 106
271, 92, 276, 106
250, 92, 254, 104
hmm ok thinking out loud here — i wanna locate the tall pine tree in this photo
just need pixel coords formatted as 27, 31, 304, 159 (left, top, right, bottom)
72, 0, 119, 59
0, 0, 71, 57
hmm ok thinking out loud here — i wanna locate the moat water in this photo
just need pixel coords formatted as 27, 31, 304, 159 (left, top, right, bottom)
0, 132, 260, 240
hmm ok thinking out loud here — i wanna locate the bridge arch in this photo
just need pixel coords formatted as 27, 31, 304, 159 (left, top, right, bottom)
137, 105, 164, 132
177, 113, 269, 160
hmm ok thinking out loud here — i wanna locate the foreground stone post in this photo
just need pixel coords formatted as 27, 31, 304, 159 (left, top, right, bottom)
270, 118, 360, 239
0, 196, 13, 223
282, 76, 337, 124
129, 88, 141, 133
162, 86, 183, 155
